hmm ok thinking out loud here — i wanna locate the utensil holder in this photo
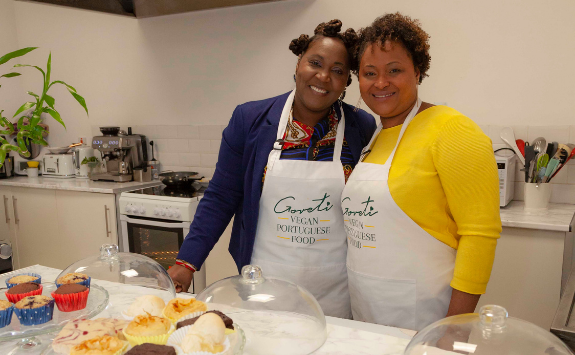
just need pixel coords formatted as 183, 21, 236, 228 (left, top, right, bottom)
524, 183, 552, 211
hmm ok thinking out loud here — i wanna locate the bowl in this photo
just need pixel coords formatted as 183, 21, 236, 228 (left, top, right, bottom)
47, 147, 71, 154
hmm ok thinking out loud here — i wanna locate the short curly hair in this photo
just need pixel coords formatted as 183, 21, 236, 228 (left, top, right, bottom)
353, 13, 431, 84
289, 19, 359, 86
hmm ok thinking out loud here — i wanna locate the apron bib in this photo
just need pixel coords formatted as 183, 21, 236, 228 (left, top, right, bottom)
341, 99, 456, 330
251, 90, 351, 319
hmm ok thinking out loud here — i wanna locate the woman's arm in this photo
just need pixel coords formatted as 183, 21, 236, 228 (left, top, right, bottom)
170, 106, 247, 291
433, 115, 502, 315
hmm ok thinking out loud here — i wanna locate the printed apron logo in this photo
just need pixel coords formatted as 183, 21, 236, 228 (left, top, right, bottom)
341, 196, 378, 249
273, 193, 333, 245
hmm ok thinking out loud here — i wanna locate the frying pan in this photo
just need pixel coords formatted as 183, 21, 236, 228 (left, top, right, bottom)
159, 171, 204, 188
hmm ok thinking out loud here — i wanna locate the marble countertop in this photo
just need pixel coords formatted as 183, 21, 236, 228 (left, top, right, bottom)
0, 265, 413, 355
0, 176, 162, 194
501, 201, 575, 232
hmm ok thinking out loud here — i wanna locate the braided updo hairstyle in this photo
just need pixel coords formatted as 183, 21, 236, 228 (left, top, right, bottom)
289, 19, 359, 86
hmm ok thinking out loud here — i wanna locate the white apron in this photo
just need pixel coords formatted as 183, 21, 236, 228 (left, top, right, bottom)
251, 90, 351, 319
341, 99, 456, 330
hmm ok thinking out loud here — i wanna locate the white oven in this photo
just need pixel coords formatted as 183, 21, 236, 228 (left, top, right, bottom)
119, 186, 206, 293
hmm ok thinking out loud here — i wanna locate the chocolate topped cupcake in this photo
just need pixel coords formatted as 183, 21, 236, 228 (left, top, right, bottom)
5, 282, 43, 304
7, 282, 40, 295
51, 283, 90, 312
176, 310, 234, 330
125, 343, 176, 355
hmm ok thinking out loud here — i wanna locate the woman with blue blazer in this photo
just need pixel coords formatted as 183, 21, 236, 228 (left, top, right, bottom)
169, 20, 376, 318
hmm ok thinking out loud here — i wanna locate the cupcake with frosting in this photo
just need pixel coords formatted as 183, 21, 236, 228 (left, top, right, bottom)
70, 335, 127, 355
5, 273, 41, 288
122, 295, 165, 320
122, 313, 174, 346
162, 298, 207, 323
14, 295, 55, 326
0, 300, 14, 328
51, 283, 90, 312
169, 313, 229, 354
5, 282, 43, 304
56, 272, 91, 288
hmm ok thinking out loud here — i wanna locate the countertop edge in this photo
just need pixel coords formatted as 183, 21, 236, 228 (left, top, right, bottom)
0, 178, 162, 194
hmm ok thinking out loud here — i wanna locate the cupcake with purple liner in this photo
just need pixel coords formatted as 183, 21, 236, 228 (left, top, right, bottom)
5, 273, 41, 289
56, 272, 91, 288
0, 300, 14, 328
14, 295, 55, 326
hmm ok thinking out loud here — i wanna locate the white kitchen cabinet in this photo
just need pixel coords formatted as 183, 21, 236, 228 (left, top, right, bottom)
0, 187, 117, 270
476, 203, 575, 330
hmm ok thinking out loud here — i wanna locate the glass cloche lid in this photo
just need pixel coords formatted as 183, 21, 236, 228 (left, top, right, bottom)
195, 265, 327, 355
56, 244, 176, 305
404, 305, 573, 355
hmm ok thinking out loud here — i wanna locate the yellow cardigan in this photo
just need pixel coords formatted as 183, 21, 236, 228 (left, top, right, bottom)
363, 105, 501, 294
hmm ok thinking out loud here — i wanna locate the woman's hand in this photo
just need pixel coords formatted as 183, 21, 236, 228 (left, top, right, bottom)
168, 264, 194, 293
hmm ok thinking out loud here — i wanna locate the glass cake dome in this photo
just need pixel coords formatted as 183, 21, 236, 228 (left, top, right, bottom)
404, 305, 573, 355
57, 244, 176, 305
195, 265, 327, 355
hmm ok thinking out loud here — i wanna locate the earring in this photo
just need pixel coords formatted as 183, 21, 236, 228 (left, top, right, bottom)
354, 96, 363, 112
293, 74, 296, 82
338, 90, 346, 104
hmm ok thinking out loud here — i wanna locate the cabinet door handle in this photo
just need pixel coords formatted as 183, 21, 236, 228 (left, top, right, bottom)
12, 196, 19, 225
104, 205, 111, 237
3, 195, 9, 224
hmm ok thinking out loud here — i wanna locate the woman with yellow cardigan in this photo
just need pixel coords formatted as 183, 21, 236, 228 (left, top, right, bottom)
341, 13, 501, 331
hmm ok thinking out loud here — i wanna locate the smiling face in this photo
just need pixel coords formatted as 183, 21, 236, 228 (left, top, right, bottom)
359, 41, 420, 123
293, 36, 350, 118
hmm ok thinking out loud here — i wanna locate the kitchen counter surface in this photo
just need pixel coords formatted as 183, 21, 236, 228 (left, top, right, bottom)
0, 265, 413, 355
0, 176, 162, 194
500, 201, 575, 232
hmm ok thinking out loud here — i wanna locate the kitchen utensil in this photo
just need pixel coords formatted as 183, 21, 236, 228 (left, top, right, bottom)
159, 171, 203, 188
556, 144, 572, 160
543, 157, 561, 183
546, 142, 558, 160
99, 126, 120, 136
516, 139, 525, 157
524, 145, 536, 182
536, 167, 547, 183
47, 146, 72, 154
551, 148, 575, 179
500, 127, 525, 165
534, 153, 549, 182
531, 137, 547, 154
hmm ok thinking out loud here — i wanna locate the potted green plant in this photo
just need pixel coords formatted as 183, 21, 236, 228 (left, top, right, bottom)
0, 47, 88, 167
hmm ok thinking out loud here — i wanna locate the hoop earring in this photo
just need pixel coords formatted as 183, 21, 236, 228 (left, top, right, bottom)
354, 96, 363, 112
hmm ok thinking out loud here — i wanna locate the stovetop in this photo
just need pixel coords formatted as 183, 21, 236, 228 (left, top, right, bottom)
127, 184, 206, 199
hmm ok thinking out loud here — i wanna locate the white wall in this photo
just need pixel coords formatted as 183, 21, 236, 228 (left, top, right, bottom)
2, 0, 573, 148
0, 0, 24, 119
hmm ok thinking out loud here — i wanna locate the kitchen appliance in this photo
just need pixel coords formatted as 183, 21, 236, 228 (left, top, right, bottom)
119, 184, 206, 293
0, 240, 13, 274
74, 145, 95, 178
42, 153, 76, 178
159, 171, 203, 189
0, 156, 14, 178
495, 154, 516, 207
91, 127, 148, 182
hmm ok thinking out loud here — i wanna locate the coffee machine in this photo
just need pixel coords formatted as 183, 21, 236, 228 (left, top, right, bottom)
91, 127, 148, 182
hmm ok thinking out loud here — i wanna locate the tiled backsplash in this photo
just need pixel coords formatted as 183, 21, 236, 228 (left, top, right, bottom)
92, 124, 575, 204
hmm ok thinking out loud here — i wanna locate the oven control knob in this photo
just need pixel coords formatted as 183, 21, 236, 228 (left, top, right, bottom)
153, 208, 160, 216
160, 208, 166, 216
138, 205, 146, 215
125, 204, 133, 213
166, 208, 174, 217
174, 209, 181, 218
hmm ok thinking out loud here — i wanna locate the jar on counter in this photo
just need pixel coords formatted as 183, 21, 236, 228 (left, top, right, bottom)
149, 160, 160, 180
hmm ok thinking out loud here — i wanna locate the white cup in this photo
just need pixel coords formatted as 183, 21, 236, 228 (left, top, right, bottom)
524, 183, 551, 211
27, 167, 38, 178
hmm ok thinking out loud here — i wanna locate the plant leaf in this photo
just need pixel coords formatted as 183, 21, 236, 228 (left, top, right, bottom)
44, 107, 65, 129
44, 94, 55, 109
13, 101, 35, 118
0, 72, 21, 79
46, 52, 51, 85
13, 64, 45, 81
49, 80, 76, 92
68, 89, 88, 116
0, 47, 37, 66
27, 91, 39, 100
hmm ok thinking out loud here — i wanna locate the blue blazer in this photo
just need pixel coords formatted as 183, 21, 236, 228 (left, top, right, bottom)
177, 91, 376, 272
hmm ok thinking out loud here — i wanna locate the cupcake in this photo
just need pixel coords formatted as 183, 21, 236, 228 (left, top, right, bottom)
176, 310, 234, 331
5, 273, 41, 288
122, 313, 174, 346
51, 283, 90, 312
5, 282, 43, 304
125, 343, 176, 355
163, 298, 207, 323
14, 295, 55, 326
0, 300, 14, 328
179, 313, 227, 354
56, 272, 91, 288
70, 335, 127, 355
123, 295, 165, 319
